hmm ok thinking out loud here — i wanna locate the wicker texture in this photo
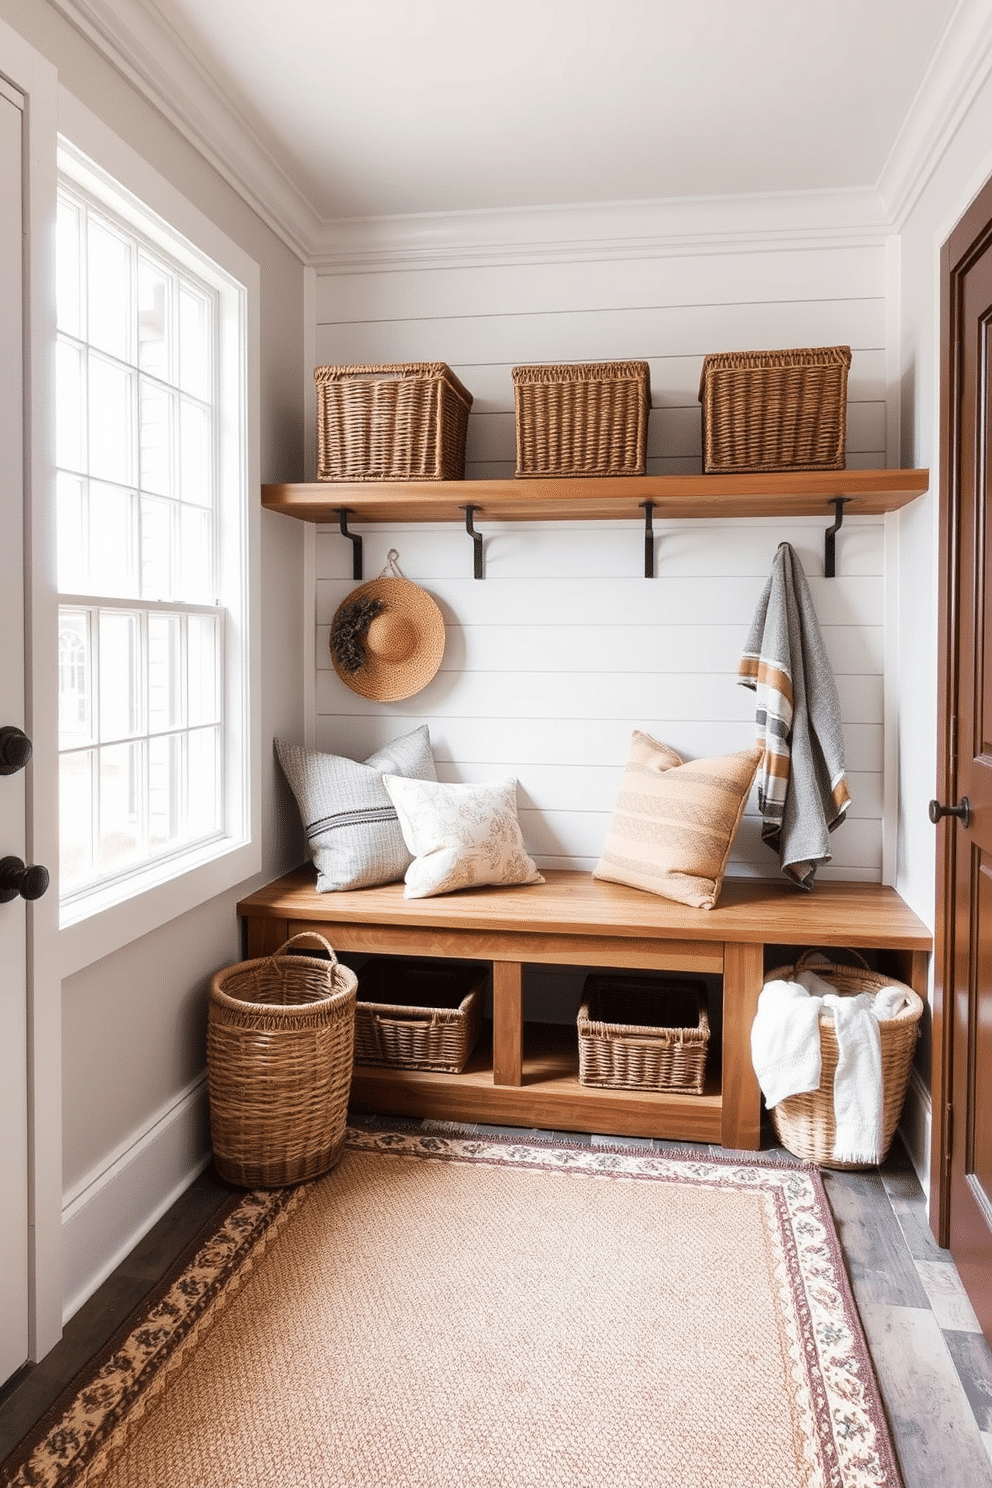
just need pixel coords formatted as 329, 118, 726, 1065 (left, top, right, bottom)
354, 959, 484, 1073
764, 952, 924, 1169
578, 974, 710, 1094
314, 362, 473, 481
513, 360, 650, 477
208, 933, 357, 1186
699, 345, 851, 473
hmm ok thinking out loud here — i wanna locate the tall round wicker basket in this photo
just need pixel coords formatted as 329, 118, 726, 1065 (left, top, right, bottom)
208, 932, 357, 1187
763, 952, 924, 1170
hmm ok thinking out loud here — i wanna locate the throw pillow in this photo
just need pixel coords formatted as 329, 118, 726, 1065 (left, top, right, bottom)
594, 730, 762, 909
382, 774, 545, 899
275, 726, 437, 892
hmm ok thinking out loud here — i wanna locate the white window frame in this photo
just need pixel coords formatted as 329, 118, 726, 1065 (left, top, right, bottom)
56, 94, 260, 979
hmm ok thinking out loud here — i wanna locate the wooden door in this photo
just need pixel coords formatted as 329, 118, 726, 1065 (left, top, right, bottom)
0, 75, 29, 1388
932, 173, 992, 1340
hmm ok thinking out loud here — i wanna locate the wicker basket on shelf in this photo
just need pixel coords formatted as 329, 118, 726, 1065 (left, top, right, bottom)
354, 959, 485, 1073
512, 360, 650, 477
698, 345, 851, 473
577, 972, 710, 1094
314, 362, 473, 481
763, 951, 924, 1169
207, 932, 357, 1187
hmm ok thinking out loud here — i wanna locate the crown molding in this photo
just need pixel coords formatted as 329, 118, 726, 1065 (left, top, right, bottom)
307, 189, 893, 275
877, 0, 992, 227
49, 0, 323, 260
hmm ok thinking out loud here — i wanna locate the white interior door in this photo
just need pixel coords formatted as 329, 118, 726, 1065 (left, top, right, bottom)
0, 75, 29, 1389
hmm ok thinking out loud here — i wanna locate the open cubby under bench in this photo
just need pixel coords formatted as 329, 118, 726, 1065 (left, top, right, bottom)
237, 867, 932, 1152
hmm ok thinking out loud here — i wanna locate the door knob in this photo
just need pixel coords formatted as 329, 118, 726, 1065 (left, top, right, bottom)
0, 726, 32, 775
928, 797, 971, 828
0, 855, 50, 903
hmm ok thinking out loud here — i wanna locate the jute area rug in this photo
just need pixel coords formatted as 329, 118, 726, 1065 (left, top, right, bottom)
3, 1126, 902, 1488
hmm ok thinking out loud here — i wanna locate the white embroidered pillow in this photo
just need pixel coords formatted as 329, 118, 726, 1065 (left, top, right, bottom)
382, 775, 544, 899
594, 730, 762, 909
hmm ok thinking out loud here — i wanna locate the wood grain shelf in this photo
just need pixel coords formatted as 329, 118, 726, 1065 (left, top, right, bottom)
262, 468, 930, 525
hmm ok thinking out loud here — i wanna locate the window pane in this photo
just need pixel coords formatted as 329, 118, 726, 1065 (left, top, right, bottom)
148, 614, 183, 733
179, 505, 213, 600
138, 256, 170, 377
57, 474, 86, 593
88, 354, 134, 486
179, 398, 210, 505
87, 216, 131, 360
58, 609, 92, 745
98, 611, 141, 741
56, 196, 82, 338
55, 340, 84, 473
140, 378, 172, 497
149, 733, 181, 853
179, 284, 210, 399
187, 726, 221, 838
98, 740, 143, 874
188, 614, 220, 725
89, 481, 138, 597
140, 495, 176, 599
59, 750, 95, 891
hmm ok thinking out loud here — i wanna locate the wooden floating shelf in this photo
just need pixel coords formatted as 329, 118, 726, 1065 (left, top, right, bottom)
262, 468, 930, 525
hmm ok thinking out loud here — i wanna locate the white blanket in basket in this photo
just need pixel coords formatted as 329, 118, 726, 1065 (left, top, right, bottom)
750, 968, 912, 1165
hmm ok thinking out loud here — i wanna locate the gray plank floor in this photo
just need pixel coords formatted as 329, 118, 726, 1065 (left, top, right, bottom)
1, 1118, 990, 1487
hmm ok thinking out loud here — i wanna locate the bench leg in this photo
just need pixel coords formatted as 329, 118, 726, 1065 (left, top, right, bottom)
492, 961, 523, 1087
721, 941, 764, 1151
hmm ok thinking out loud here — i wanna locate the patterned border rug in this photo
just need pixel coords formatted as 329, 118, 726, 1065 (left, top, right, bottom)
2, 1128, 902, 1488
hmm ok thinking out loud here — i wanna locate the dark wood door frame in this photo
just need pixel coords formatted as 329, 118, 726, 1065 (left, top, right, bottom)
930, 174, 992, 1244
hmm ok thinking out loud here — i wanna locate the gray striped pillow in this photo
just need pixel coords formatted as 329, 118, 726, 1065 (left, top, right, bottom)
276, 726, 437, 891
594, 730, 762, 909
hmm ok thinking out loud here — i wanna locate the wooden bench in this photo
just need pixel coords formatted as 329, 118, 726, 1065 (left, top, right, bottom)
237, 867, 932, 1152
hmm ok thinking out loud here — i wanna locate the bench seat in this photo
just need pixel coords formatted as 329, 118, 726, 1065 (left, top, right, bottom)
237, 867, 932, 1152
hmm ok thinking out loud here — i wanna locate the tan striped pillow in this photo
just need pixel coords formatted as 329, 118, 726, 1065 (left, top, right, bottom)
594, 730, 762, 909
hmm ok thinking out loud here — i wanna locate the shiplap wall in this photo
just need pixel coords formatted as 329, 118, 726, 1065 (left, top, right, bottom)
310, 239, 891, 884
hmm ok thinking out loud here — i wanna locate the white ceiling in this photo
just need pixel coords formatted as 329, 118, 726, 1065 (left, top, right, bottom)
140, 0, 962, 219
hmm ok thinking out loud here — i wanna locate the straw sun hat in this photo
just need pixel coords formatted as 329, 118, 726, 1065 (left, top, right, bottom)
329, 551, 445, 701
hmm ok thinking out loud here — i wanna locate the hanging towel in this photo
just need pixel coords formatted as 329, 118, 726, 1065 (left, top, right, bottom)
738, 541, 851, 888
750, 978, 824, 1109
822, 992, 882, 1166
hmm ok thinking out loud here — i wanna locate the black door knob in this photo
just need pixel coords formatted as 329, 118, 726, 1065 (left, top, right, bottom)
0, 726, 32, 775
928, 797, 971, 828
0, 855, 50, 903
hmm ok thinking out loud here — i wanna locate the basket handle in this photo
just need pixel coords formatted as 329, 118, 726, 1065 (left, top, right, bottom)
271, 932, 339, 966
794, 947, 870, 975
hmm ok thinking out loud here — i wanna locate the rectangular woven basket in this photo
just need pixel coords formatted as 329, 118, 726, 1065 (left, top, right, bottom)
698, 345, 851, 473
512, 360, 650, 477
763, 953, 924, 1169
314, 362, 473, 481
354, 958, 485, 1073
577, 973, 710, 1094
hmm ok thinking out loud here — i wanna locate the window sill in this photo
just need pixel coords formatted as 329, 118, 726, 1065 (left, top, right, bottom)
59, 834, 260, 978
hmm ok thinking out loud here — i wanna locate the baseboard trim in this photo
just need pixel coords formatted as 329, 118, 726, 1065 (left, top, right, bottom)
61, 1076, 212, 1324
898, 1067, 932, 1206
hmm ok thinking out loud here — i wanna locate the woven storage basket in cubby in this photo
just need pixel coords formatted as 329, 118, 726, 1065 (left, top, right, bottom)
763, 951, 924, 1169
314, 362, 473, 481
698, 345, 851, 473
207, 932, 357, 1187
354, 959, 485, 1073
578, 972, 710, 1094
512, 360, 650, 477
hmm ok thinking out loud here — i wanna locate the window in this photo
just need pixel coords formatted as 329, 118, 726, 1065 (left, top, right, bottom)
56, 139, 255, 929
